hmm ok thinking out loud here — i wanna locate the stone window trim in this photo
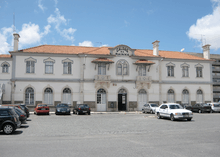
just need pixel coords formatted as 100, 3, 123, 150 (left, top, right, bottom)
166, 62, 175, 77
44, 57, 55, 74
24, 57, 37, 63
1, 61, 10, 73
194, 63, 204, 68
116, 59, 129, 76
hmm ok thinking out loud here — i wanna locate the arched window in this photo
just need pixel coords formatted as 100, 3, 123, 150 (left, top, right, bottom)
62, 88, 71, 105
116, 60, 129, 76
168, 89, 175, 103
44, 88, 53, 105
182, 89, 189, 104
25, 87, 34, 105
197, 89, 203, 103
138, 89, 147, 111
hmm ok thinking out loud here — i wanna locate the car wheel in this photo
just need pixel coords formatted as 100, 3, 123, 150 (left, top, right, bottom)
198, 109, 202, 113
150, 110, 153, 114
157, 113, 161, 119
170, 114, 175, 121
187, 118, 192, 121
3, 124, 14, 135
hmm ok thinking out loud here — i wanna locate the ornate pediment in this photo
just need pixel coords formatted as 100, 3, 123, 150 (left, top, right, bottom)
180, 62, 190, 68
43, 57, 55, 63
109, 45, 135, 56
24, 57, 37, 63
195, 63, 204, 68
62, 58, 73, 64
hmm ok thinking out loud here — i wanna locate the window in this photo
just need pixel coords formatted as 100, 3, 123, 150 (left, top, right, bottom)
2, 64, 9, 73
167, 66, 174, 77
26, 61, 35, 73
63, 62, 71, 74
116, 60, 129, 76
44, 88, 53, 105
97, 89, 106, 104
45, 61, 53, 74
196, 89, 203, 103
182, 89, 189, 104
25, 87, 34, 105
138, 65, 146, 76
182, 66, 188, 77
196, 67, 202, 77
98, 63, 106, 75
62, 88, 71, 105
167, 89, 175, 103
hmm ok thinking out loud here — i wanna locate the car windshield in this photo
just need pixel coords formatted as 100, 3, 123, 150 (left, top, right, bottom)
214, 104, 220, 107
150, 104, 158, 107
201, 103, 209, 106
57, 104, 68, 107
169, 104, 183, 109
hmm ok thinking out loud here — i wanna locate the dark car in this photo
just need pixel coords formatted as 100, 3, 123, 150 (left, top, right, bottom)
0, 106, 21, 134
55, 103, 71, 115
73, 104, 91, 115
191, 103, 211, 113
19, 104, 30, 118
14, 107, 27, 124
181, 104, 192, 111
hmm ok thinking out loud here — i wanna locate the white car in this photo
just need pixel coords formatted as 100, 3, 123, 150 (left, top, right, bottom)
207, 103, 220, 113
155, 103, 193, 121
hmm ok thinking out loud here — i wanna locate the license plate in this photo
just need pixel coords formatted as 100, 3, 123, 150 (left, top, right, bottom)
83, 111, 87, 113
183, 115, 189, 117
41, 108, 45, 110
62, 111, 66, 113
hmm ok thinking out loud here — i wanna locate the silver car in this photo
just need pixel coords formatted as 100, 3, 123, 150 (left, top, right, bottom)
142, 103, 158, 114
207, 103, 220, 113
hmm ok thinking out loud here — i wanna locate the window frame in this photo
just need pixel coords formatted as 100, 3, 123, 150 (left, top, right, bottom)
98, 63, 106, 75
116, 60, 129, 76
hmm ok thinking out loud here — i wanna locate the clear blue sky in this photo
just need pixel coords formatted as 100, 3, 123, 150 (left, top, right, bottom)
0, 0, 220, 55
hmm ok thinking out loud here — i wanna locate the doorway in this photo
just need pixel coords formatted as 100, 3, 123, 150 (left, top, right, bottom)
118, 89, 127, 111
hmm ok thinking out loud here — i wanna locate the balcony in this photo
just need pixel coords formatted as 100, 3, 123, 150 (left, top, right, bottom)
213, 87, 220, 92
94, 75, 111, 88
136, 76, 152, 89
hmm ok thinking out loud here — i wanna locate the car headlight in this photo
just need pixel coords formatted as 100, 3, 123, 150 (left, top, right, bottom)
189, 112, 193, 115
57, 109, 61, 112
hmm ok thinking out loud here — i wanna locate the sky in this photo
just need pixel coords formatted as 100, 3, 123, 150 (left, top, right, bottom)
0, 0, 220, 55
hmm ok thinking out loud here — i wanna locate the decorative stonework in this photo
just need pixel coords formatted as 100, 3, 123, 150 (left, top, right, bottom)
94, 75, 111, 88
109, 45, 135, 56
136, 76, 152, 89
24, 57, 37, 63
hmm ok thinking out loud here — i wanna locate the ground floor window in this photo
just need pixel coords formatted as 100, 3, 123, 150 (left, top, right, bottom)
62, 88, 71, 105
167, 89, 175, 103
182, 89, 189, 104
44, 88, 53, 105
197, 89, 203, 103
25, 87, 34, 105
138, 89, 147, 111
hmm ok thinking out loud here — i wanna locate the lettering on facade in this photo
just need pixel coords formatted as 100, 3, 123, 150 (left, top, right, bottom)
115, 46, 129, 56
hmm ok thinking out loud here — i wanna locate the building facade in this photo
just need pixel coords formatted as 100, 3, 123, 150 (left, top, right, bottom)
0, 34, 214, 111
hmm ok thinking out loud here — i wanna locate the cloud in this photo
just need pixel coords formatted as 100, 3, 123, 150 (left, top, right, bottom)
47, 8, 76, 42
0, 26, 13, 54
187, 1, 220, 50
79, 41, 93, 47
38, 0, 46, 12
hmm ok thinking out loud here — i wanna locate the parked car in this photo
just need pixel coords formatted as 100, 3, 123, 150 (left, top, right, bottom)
0, 106, 21, 134
142, 103, 158, 114
181, 103, 192, 111
73, 104, 90, 115
13, 107, 27, 124
207, 103, 220, 113
191, 103, 211, 113
34, 104, 50, 115
19, 104, 30, 118
55, 103, 71, 115
156, 103, 193, 121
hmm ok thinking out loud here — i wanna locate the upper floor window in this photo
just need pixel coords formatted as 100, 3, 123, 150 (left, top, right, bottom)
116, 60, 129, 76
138, 65, 146, 76
182, 66, 189, 77
98, 63, 106, 75
1, 61, 10, 73
26, 61, 35, 73
62, 58, 73, 74
166, 62, 175, 77
63, 62, 71, 74
44, 57, 55, 74
195, 63, 203, 78
196, 67, 202, 77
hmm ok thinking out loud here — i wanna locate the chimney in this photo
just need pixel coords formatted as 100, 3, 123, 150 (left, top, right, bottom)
152, 40, 160, 56
202, 44, 211, 59
13, 33, 20, 51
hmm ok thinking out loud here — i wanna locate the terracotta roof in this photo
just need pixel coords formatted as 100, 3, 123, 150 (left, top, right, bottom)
16, 45, 209, 61
0, 54, 11, 58
91, 58, 114, 63
134, 59, 155, 64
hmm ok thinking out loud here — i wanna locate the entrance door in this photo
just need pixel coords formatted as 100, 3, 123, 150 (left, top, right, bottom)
97, 89, 106, 111
138, 89, 147, 111
118, 94, 127, 111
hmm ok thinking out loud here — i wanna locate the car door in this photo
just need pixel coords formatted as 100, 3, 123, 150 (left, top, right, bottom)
163, 105, 169, 117
159, 105, 167, 117
192, 104, 198, 112
143, 104, 147, 112
146, 104, 150, 113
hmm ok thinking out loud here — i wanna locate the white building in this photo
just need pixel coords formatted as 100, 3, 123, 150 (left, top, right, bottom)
0, 34, 213, 111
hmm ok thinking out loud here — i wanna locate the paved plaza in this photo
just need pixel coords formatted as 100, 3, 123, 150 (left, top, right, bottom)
0, 113, 220, 157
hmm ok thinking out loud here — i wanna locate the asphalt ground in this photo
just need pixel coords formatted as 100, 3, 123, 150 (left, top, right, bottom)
0, 112, 220, 157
